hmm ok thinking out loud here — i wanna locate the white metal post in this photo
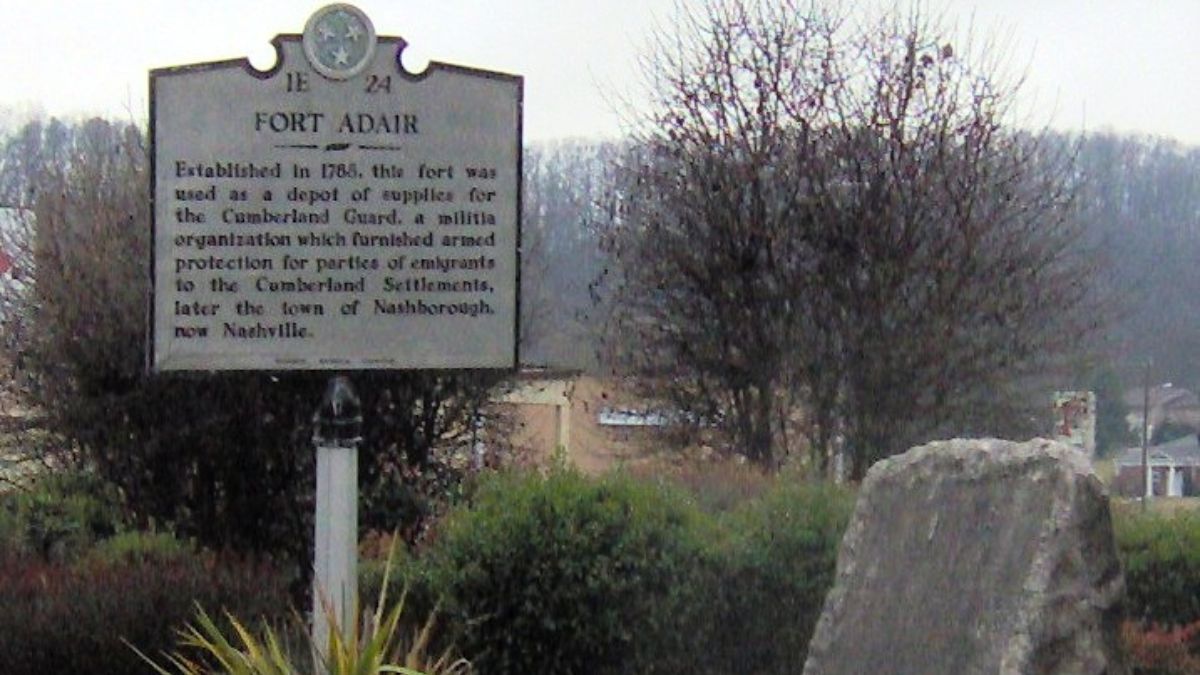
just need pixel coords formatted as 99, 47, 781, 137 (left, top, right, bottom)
313, 444, 358, 655
311, 375, 363, 669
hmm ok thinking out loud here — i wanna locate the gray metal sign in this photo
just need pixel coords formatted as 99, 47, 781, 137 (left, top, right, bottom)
151, 4, 521, 371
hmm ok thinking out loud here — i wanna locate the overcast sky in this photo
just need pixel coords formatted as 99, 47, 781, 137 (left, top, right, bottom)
0, 1, 1197, 144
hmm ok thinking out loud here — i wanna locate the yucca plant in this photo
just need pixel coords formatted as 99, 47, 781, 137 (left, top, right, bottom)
131, 541, 470, 675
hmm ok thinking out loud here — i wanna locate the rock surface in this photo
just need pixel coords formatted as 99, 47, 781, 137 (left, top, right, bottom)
803, 438, 1127, 675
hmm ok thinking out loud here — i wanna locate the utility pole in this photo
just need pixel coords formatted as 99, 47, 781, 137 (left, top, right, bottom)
1141, 359, 1152, 511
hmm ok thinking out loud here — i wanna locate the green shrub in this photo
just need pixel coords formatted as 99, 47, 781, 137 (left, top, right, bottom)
689, 480, 854, 675
425, 467, 705, 675
82, 529, 191, 566
1115, 508, 1200, 627
0, 541, 290, 675
405, 467, 853, 675
361, 541, 443, 634
0, 468, 126, 560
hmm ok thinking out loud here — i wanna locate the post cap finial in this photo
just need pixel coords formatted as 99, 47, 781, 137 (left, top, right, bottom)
313, 375, 363, 447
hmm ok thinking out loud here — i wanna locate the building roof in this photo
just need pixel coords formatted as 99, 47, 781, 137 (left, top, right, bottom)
1124, 384, 1200, 415
1114, 434, 1200, 467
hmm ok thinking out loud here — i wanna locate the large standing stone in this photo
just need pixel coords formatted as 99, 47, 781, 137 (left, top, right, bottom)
803, 439, 1127, 675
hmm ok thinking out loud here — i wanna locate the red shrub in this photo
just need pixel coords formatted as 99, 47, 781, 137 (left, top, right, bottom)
1123, 620, 1200, 675
0, 548, 290, 675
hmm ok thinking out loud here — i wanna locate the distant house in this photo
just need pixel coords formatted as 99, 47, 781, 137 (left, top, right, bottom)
1123, 384, 1200, 441
1113, 435, 1200, 497
490, 370, 680, 474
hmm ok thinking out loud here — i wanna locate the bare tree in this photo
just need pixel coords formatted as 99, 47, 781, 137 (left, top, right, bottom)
604, 0, 1101, 476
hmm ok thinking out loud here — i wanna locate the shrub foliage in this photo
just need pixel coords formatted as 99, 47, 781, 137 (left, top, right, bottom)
1122, 620, 1200, 675
0, 537, 289, 675
392, 466, 853, 675
427, 468, 703, 675
0, 468, 126, 560
694, 481, 852, 675
1115, 508, 1200, 627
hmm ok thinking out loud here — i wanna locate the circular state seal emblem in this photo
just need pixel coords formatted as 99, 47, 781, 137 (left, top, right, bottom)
303, 4, 377, 80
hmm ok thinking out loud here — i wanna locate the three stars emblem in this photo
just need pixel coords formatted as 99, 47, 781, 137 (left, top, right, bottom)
303, 5, 376, 79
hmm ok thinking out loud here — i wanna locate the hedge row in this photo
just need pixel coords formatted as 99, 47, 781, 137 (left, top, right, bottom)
8, 465, 1200, 675
365, 466, 855, 675
1114, 506, 1200, 627
369, 469, 1200, 675
0, 533, 291, 675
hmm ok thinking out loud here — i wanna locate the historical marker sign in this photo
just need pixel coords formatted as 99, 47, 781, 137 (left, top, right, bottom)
151, 4, 521, 371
